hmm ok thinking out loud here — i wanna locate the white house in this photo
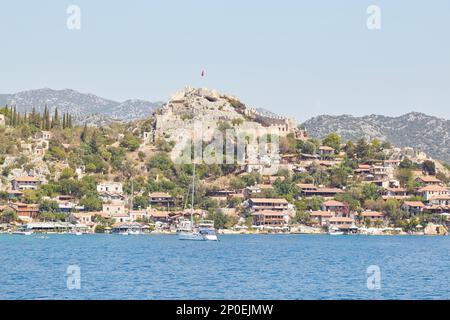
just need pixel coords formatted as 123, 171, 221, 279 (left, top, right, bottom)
102, 202, 126, 217
97, 182, 123, 194
418, 185, 449, 201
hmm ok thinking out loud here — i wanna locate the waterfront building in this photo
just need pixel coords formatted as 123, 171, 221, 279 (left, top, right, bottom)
321, 200, 350, 216
360, 211, 385, 223
327, 217, 357, 232
248, 198, 289, 212
129, 210, 148, 221
251, 210, 289, 226
309, 210, 333, 226
9, 203, 39, 222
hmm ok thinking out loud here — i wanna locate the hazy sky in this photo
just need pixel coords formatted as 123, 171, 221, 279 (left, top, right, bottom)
1, 0, 449, 121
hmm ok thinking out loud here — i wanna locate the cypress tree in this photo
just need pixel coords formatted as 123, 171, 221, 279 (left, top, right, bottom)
67, 114, 72, 128
12, 106, 17, 126
81, 123, 88, 142
62, 113, 66, 129
52, 107, 60, 129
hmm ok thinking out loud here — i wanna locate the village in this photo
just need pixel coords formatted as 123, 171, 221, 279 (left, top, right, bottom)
0, 89, 449, 237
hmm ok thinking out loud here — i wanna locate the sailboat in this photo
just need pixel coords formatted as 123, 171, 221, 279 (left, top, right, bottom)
177, 162, 218, 241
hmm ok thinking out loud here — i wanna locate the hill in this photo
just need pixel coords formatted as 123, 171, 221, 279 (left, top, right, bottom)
303, 112, 450, 163
0, 88, 161, 124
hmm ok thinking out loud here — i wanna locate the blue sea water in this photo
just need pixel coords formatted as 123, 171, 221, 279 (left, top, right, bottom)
0, 234, 449, 300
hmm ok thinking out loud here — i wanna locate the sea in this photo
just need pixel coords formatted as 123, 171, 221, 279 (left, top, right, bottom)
0, 234, 448, 299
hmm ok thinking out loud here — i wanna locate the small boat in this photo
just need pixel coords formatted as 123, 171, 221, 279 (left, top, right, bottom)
328, 226, 344, 235
128, 229, 141, 235
13, 230, 33, 236
198, 220, 218, 241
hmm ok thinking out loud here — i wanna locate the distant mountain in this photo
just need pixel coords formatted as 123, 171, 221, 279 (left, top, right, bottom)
303, 112, 450, 163
0, 88, 162, 124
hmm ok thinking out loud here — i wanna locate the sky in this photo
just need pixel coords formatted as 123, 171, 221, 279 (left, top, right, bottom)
0, 0, 449, 121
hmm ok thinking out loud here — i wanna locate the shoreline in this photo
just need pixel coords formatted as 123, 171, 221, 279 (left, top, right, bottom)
0, 231, 448, 237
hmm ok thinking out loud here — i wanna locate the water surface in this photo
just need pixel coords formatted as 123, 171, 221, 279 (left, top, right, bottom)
0, 234, 448, 299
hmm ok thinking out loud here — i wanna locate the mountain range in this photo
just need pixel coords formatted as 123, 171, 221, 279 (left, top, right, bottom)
303, 113, 450, 163
0, 88, 162, 124
1, 88, 448, 162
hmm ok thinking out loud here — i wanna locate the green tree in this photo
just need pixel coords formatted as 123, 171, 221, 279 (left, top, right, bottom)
395, 168, 413, 188
79, 195, 102, 211
0, 208, 18, 223
207, 210, 229, 229
147, 152, 174, 172
120, 133, 141, 151
133, 195, 149, 210
322, 133, 341, 152
422, 160, 436, 176
355, 138, 370, 159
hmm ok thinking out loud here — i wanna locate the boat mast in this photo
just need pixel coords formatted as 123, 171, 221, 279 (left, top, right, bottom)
131, 179, 134, 210
191, 160, 195, 226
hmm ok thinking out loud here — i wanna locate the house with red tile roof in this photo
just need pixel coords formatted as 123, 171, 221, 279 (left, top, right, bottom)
418, 185, 449, 201
401, 201, 425, 216
309, 210, 333, 226
416, 176, 442, 186
251, 210, 290, 226
327, 217, 357, 232
359, 211, 385, 222
321, 200, 350, 216
248, 198, 289, 212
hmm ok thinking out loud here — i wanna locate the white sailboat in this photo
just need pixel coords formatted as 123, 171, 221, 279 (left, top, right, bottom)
177, 162, 218, 241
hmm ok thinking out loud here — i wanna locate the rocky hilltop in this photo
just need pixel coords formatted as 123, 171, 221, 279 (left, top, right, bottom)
0, 88, 161, 124
303, 112, 450, 163
151, 86, 301, 164
153, 86, 299, 139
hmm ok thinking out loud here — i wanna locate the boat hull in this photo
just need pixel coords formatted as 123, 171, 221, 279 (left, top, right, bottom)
13, 231, 33, 235
203, 234, 218, 241
178, 231, 205, 241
